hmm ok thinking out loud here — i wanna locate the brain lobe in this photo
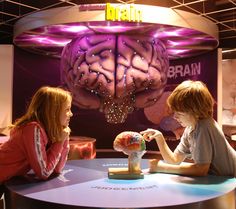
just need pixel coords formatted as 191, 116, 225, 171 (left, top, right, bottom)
61, 34, 169, 123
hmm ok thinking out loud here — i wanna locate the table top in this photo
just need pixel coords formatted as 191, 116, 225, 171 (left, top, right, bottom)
5, 158, 236, 208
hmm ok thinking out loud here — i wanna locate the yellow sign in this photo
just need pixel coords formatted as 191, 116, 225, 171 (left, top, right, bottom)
106, 3, 142, 22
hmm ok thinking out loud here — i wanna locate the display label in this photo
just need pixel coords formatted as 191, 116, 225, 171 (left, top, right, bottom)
105, 3, 142, 22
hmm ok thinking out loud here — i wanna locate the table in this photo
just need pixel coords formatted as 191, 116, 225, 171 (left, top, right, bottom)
4, 158, 236, 209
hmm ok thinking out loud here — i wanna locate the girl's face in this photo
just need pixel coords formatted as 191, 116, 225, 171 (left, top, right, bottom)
60, 98, 73, 128
173, 111, 197, 128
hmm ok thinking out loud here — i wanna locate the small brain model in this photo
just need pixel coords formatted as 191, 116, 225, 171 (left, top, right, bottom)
114, 131, 146, 155
113, 131, 146, 174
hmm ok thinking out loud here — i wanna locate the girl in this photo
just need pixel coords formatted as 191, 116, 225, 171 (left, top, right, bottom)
0, 86, 73, 187
141, 80, 236, 177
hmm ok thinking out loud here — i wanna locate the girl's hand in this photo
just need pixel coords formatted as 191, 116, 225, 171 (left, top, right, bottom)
140, 128, 163, 142
61, 126, 71, 141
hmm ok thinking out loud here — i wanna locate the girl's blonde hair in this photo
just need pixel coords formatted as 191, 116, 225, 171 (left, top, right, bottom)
13, 86, 72, 142
167, 80, 214, 119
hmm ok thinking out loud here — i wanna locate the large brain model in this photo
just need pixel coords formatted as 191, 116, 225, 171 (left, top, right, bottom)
61, 34, 169, 123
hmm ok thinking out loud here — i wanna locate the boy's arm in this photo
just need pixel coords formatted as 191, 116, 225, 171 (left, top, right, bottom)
149, 159, 210, 176
141, 128, 185, 164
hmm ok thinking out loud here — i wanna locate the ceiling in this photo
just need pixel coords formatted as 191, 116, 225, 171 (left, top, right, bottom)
1, 0, 236, 59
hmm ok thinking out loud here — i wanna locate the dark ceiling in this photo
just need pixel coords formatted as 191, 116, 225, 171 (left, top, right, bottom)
1, 0, 236, 58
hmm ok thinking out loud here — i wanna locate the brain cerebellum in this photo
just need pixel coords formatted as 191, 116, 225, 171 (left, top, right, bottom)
61, 34, 169, 123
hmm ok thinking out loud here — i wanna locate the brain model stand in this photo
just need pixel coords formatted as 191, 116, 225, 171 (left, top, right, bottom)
108, 131, 146, 179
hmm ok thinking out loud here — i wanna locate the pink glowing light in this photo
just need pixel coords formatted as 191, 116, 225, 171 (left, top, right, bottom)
13, 5, 218, 59
14, 21, 218, 59
63, 25, 90, 33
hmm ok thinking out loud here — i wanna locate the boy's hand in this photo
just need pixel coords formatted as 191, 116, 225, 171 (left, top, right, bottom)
149, 159, 159, 173
140, 128, 163, 142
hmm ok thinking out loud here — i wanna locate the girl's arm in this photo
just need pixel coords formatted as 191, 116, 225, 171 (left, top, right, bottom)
52, 126, 71, 174
53, 138, 70, 174
22, 123, 64, 180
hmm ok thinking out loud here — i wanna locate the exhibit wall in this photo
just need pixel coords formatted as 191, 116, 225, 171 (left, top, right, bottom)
13, 46, 218, 150
0, 45, 13, 135
222, 59, 236, 143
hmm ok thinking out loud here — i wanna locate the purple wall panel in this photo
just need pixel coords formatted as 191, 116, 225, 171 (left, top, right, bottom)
13, 47, 61, 119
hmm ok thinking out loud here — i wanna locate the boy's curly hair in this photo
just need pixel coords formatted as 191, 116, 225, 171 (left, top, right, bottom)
167, 80, 215, 119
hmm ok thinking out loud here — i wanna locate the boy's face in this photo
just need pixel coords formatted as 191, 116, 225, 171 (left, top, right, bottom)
173, 111, 197, 128
60, 99, 73, 128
